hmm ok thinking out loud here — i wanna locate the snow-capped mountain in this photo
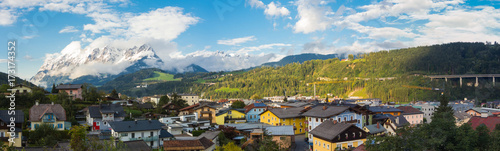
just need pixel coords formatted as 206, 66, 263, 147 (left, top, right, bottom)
31, 42, 165, 87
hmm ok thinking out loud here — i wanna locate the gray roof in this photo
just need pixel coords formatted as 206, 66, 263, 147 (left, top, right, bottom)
56, 84, 82, 90
266, 107, 304, 119
310, 121, 354, 141
388, 115, 409, 127
0, 110, 24, 123
29, 104, 66, 122
88, 104, 126, 118
224, 123, 272, 130
216, 108, 246, 116
123, 140, 151, 151
109, 120, 164, 132
364, 123, 386, 134
368, 106, 402, 113
278, 102, 310, 107
196, 131, 221, 140
265, 126, 294, 136
160, 129, 174, 138
301, 106, 350, 118
454, 112, 472, 120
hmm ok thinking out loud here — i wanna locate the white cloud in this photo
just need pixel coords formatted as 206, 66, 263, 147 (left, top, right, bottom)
0, 9, 16, 25
59, 26, 79, 33
236, 43, 291, 54
217, 36, 257, 46
264, 2, 290, 17
247, 0, 265, 9
293, 0, 333, 33
22, 35, 37, 39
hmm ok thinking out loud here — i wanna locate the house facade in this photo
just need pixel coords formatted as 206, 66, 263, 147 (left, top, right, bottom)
310, 121, 367, 151
86, 104, 126, 131
302, 105, 364, 145
29, 102, 70, 130
396, 106, 424, 126
194, 104, 217, 124
11, 84, 32, 94
266, 126, 295, 149
244, 103, 267, 123
56, 84, 83, 100
110, 120, 165, 149
0, 110, 24, 147
260, 108, 307, 134
215, 108, 246, 125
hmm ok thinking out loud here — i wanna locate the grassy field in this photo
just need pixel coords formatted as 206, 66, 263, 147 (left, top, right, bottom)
143, 71, 181, 82
350, 88, 370, 99
215, 87, 240, 93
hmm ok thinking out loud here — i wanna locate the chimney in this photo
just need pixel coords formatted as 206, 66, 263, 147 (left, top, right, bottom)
322, 105, 327, 110
377, 122, 380, 129
396, 117, 399, 124
35, 101, 39, 106
51, 102, 54, 105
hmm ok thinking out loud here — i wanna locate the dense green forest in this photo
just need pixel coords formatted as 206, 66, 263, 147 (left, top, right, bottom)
102, 42, 500, 103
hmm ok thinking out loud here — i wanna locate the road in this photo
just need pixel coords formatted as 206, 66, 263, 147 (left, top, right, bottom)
294, 134, 310, 151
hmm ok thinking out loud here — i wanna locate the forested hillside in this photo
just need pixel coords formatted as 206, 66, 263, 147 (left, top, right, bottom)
193, 42, 500, 102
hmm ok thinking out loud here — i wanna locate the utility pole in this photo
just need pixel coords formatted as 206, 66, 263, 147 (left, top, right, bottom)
314, 83, 316, 97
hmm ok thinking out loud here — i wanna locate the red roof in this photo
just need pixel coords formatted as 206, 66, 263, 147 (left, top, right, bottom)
243, 103, 267, 113
179, 103, 200, 111
468, 116, 500, 132
353, 144, 366, 151
396, 106, 423, 115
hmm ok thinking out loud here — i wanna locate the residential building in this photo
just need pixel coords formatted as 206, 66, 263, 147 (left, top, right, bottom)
244, 103, 268, 123
302, 105, 364, 145
178, 103, 200, 116
260, 107, 307, 134
453, 111, 472, 126
381, 115, 409, 135
29, 102, 70, 130
11, 84, 32, 94
396, 106, 424, 126
310, 121, 367, 151
162, 103, 182, 116
167, 123, 184, 135
159, 129, 175, 146
194, 104, 217, 124
163, 137, 215, 151
0, 110, 24, 147
367, 106, 402, 116
86, 104, 126, 131
265, 126, 295, 149
414, 104, 437, 123
159, 113, 210, 133
215, 108, 246, 125
196, 131, 221, 147
363, 122, 386, 136
168, 93, 200, 106
55, 84, 83, 100
109, 120, 165, 149
468, 115, 500, 132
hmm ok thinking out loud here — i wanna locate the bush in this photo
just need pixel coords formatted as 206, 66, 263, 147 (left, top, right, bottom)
192, 130, 206, 136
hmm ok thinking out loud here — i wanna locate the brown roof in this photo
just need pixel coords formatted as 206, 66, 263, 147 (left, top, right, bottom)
163, 137, 214, 150
396, 106, 423, 115
29, 104, 67, 121
353, 144, 366, 151
179, 103, 200, 111
468, 116, 500, 132
243, 103, 267, 113
310, 121, 353, 141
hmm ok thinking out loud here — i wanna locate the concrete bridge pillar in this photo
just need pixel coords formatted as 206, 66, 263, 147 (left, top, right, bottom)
475, 77, 479, 87
445, 77, 447, 82
460, 77, 462, 87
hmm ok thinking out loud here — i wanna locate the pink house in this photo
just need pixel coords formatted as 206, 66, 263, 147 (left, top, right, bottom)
56, 84, 83, 100
396, 106, 424, 126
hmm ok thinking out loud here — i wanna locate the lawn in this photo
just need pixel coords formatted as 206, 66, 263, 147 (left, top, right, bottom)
143, 71, 181, 82
350, 88, 369, 99
215, 87, 240, 93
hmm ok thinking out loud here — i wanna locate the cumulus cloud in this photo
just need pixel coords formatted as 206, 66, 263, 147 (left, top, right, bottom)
247, 0, 265, 9
217, 36, 257, 46
236, 43, 291, 54
293, 0, 333, 33
0, 9, 16, 26
264, 2, 290, 17
59, 26, 79, 33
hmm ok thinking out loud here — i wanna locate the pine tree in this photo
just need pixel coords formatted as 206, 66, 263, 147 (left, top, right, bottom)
110, 89, 119, 98
51, 84, 58, 93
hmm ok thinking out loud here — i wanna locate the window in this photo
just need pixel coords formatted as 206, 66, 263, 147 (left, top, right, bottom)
293, 123, 296, 126
268, 119, 270, 122
327, 145, 330, 149
351, 116, 353, 121
0, 132, 4, 137
96, 122, 100, 126
321, 118, 323, 122
300, 128, 302, 132
228, 111, 232, 114
35, 124, 39, 129
268, 113, 270, 116
344, 117, 347, 121
309, 126, 311, 130
58, 124, 63, 129
337, 144, 342, 149
338, 118, 341, 122
283, 119, 286, 122
316, 118, 318, 122
323, 143, 325, 148
280, 136, 286, 140
131, 133, 135, 138
120, 133, 128, 136
293, 118, 295, 121
0, 122, 3, 126
70, 90, 73, 94
309, 117, 311, 121
151, 141, 154, 147
151, 132, 154, 137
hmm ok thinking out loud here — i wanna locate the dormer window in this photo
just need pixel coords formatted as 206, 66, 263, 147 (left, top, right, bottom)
345, 133, 348, 139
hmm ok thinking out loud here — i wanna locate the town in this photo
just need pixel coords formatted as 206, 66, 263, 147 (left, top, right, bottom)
1, 83, 499, 151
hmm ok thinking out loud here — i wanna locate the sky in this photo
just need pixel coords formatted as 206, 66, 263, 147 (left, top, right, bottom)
1, 0, 500, 80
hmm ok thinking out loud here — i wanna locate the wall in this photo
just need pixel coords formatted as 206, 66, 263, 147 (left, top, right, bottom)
260, 111, 305, 134
313, 136, 366, 151
246, 108, 266, 122
31, 121, 67, 131
113, 129, 161, 148
403, 113, 423, 126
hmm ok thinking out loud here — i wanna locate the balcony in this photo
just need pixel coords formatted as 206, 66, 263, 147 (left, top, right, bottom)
129, 136, 159, 142
42, 118, 55, 123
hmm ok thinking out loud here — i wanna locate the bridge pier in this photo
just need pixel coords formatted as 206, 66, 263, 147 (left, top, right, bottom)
445, 77, 447, 82
475, 77, 479, 87
460, 77, 462, 87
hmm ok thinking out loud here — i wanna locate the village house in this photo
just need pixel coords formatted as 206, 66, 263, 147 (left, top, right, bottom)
310, 121, 367, 151
244, 103, 268, 123
453, 111, 472, 126
162, 137, 215, 151
55, 84, 83, 100
302, 105, 364, 145
363, 122, 386, 136
265, 126, 295, 149
396, 106, 424, 126
29, 102, 71, 130
86, 104, 127, 131
194, 104, 218, 124
11, 84, 32, 94
215, 108, 246, 125
380, 114, 409, 135
109, 120, 165, 149
260, 107, 308, 134
0, 110, 24, 147
168, 93, 200, 106
162, 103, 183, 116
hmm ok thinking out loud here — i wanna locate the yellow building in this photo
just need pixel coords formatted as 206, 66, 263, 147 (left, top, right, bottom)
310, 121, 367, 151
0, 110, 24, 147
194, 104, 217, 124
215, 108, 246, 125
30, 102, 70, 131
260, 108, 306, 134
11, 84, 32, 94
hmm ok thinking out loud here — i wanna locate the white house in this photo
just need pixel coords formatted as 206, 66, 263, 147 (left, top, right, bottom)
86, 104, 126, 131
109, 120, 165, 149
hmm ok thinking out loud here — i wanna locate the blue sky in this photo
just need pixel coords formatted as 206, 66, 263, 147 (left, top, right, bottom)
1, 0, 500, 80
